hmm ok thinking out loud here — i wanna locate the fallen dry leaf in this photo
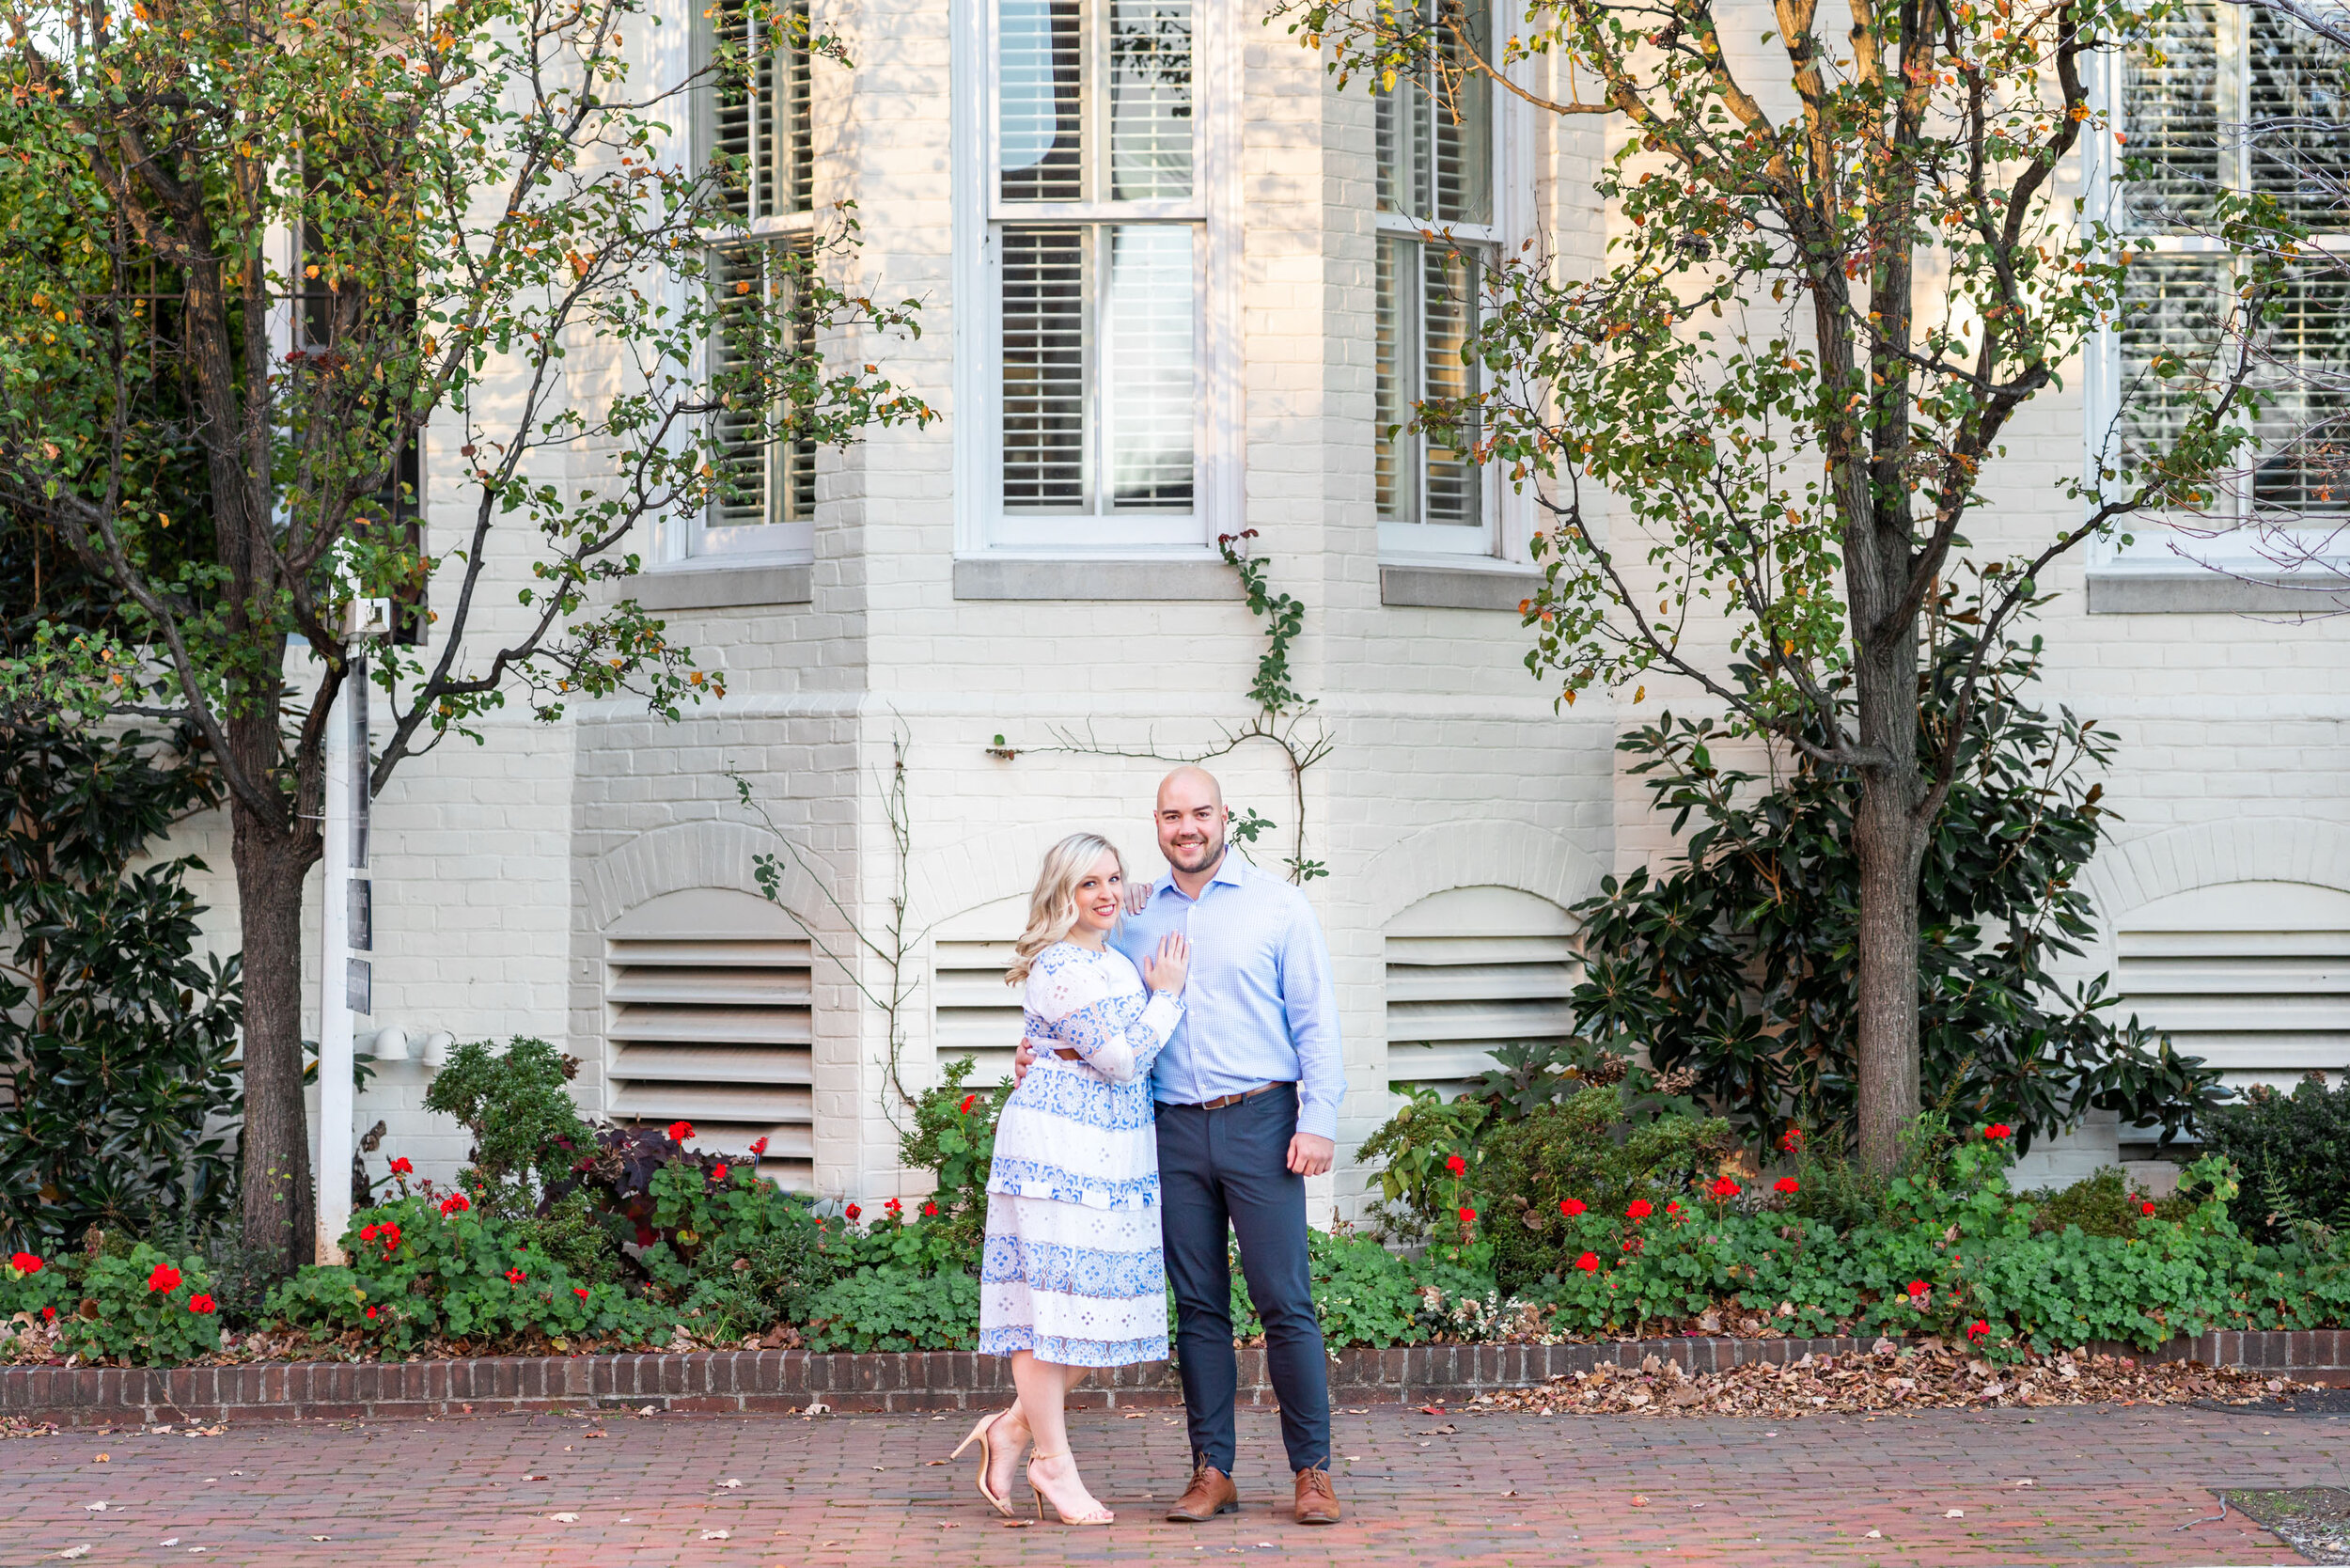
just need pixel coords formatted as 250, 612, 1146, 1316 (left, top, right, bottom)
57, 1549, 89, 1561
548, 1513, 579, 1524
699, 1529, 730, 1541
1631, 1495, 1649, 1508
1945, 1508, 1965, 1518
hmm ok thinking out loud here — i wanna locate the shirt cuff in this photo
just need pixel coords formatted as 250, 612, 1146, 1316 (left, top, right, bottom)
1295, 1097, 1339, 1143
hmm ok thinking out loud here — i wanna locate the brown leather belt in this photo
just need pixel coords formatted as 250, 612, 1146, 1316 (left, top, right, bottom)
1188, 1081, 1287, 1111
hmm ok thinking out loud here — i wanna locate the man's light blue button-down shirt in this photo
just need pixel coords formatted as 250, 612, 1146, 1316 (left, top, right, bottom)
1110, 852, 1345, 1142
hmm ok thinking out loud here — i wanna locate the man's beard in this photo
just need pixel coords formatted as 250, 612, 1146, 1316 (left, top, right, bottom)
1166, 832, 1223, 873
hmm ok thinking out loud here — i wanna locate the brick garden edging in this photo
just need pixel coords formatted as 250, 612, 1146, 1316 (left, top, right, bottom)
5, 1330, 2348, 1427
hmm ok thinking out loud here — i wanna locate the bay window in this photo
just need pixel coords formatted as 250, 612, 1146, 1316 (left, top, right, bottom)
2103, 3, 2349, 550
698, 0, 819, 561
979, 0, 1222, 550
1375, 0, 1499, 557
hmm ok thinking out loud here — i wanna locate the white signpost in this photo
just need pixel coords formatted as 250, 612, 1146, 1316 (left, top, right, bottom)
314, 644, 375, 1265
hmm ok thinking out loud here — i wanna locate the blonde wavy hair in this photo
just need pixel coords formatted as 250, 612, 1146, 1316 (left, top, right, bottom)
1007, 833, 1124, 985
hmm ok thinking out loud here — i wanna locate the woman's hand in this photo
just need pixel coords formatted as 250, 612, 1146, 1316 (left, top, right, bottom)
1143, 932, 1190, 994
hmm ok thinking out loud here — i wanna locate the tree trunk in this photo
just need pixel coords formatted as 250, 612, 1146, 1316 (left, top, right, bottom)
1850, 628, 1927, 1176
232, 799, 318, 1278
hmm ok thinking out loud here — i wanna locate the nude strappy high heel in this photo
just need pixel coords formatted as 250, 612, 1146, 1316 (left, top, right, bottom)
1027, 1451, 1114, 1525
949, 1408, 1020, 1518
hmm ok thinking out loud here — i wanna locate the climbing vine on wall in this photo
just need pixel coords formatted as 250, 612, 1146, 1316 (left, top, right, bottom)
730, 724, 934, 1121
987, 530, 1331, 882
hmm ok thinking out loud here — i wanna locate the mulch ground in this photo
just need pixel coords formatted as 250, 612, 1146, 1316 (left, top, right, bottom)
2, 1397, 2345, 1565
1467, 1343, 2302, 1419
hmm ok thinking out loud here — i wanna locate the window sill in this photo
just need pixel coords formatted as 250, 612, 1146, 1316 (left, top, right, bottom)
2085, 568, 2343, 615
952, 557, 1241, 602
1380, 560, 1544, 612
630, 561, 812, 612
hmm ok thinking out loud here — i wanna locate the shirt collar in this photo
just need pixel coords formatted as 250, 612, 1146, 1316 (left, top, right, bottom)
1155, 850, 1248, 901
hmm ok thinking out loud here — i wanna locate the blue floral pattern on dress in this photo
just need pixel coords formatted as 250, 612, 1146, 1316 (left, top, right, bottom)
981, 1235, 1167, 1299
983, 1155, 1161, 1210
976, 1327, 1168, 1367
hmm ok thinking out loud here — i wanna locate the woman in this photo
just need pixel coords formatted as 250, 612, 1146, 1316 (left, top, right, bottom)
951, 833, 1188, 1525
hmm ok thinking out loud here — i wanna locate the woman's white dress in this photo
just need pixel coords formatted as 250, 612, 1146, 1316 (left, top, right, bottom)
978, 940, 1183, 1367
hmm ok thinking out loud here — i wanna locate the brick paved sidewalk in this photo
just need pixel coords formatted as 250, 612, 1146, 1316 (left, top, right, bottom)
4, 1400, 2341, 1566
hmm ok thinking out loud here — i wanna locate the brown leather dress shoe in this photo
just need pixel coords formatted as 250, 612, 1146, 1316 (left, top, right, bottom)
1293, 1466, 1341, 1525
1166, 1463, 1240, 1522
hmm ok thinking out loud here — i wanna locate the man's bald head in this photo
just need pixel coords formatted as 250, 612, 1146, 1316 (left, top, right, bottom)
1153, 766, 1230, 882
1156, 765, 1225, 814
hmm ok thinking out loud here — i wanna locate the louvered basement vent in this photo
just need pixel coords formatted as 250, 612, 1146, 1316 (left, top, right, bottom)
2114, 880, 2350, 1090
604, 887, 815, 1190
1384, 885, 1578, 1101
932, 937, 1023, 1087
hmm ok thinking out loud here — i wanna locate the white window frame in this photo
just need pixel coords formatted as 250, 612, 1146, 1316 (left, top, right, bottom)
2083, 8, 2350, 588
655, 0, 821, 570
952, 0, 1240, 558
1372, 3, 1534, 568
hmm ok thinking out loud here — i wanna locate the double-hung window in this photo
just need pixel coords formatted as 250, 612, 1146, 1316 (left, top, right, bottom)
1375, 0, 1499, 557
983, 0, 1214, 549
700, 0, 818, 561
2102, 3, 2349, 550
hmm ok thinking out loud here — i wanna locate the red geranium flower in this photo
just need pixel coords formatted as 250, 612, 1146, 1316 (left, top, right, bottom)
1709, 1176, 1741, 1199
1666, 1200, 1682, 1215
1559, 1199, 1587, 1216
379, 1223, 401, 1249
713, 1163, 730, 1182
1982, 1123, 2012, 1141
147, 1264, 181, 1294
1966, 1320, 1988, 1341
506, 1268, 526, 1285
441, 1192, 471, 1215
958, 1094, 977, 1115
1445, 1153, 1467, 1177
388, 1157, 414, 1175
8, 1251, 39, 1274
1775, 1177, 1800, 1195
749, 1137, 769, 1156
2141, 1200, 2158, 1215
188, 1294, 216, 1315
1574, 1251, 1601, 1273
667, 1121, 695, 1142
845, 1203, 862, 1221
1457, 1206, 1477, 1224
922, 1201, 939, 1216
574, 1287, 590, 1300
365, 1307, 379, 1319
1625, 1200, 1652, 1220
359, 1225, 379, 1243
1906, 1279, 1930, 1298
39, 1306, 55, 1322
885, 1198, 903, 1215
1780, 1128, 1804, 1153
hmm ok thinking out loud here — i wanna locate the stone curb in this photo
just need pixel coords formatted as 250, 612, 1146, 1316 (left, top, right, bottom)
2, 1330, 2342, 1427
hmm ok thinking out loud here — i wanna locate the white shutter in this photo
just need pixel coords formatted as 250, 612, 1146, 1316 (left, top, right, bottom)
2114, 880, 2350, 1088
1384, 886, 1578, 1100
931, 937, 1025, 1087
604, 887, 816, 1189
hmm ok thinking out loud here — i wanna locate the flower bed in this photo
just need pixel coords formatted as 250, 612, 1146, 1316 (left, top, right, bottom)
14, 1044, 2350, 1376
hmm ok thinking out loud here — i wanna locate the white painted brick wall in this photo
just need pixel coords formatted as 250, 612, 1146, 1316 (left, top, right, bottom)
134, 0, 2350, 1213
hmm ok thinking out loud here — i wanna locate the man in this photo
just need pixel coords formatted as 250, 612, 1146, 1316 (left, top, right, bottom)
1017, 765, 1346, 1526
